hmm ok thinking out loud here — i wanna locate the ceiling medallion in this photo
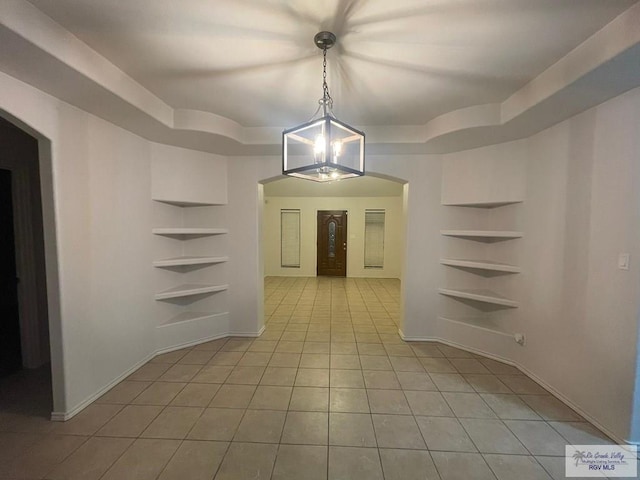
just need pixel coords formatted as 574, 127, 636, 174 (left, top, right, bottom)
282, 31, 365, 182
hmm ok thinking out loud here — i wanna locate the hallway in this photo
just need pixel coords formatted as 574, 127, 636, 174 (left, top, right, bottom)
0, 278, 613, 479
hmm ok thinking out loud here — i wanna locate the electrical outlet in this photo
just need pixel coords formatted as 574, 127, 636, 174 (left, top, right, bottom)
514, 333, 525, 346
618, 253, 630, 270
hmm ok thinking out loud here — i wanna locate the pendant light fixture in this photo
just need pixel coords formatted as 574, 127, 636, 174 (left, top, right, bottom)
282, 31, 365, 182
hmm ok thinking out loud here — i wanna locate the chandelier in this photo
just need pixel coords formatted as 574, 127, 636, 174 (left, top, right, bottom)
282, 31, 365, 182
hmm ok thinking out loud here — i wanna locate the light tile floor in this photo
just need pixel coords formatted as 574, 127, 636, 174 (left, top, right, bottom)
0, 277, 620, 479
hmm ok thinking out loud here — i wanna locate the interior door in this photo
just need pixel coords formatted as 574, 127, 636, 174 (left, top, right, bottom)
317, 210, 347, 276
0, 168, 22, 377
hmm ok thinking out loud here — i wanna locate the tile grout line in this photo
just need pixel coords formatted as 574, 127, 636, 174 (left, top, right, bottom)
9, 279, 611, 480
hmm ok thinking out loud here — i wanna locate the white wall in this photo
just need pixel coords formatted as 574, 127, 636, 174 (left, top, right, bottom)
151, 144, 230, 347
225, 154, 443, 342
225, 158, 282, 336
436, 140, 527, 351
441, 146, 526, 205
263, 195, 403, 278
521, 87, 640, 443
3, 62, 639, 443
151, 143, 227, 205
0, 72, 158, 416
435, 87, 640, 443
0, 71, 231, 418
115, 80, 640, 444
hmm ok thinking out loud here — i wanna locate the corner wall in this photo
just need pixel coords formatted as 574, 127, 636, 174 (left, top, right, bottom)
225, 157, 282, 336
0, 71, 231, 418
435, 86, 640, 443
522, 87, 640, 443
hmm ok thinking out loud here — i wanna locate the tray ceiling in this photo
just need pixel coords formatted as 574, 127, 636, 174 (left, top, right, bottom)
27, 0, 638, 128
1, 1, 639, 155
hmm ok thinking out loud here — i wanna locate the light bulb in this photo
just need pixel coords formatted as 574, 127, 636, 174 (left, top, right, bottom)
314, 135, 325, 163
330, 140, 342, 164
330, 170, 340, 179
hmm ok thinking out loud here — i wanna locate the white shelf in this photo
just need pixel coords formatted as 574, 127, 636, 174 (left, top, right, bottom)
440, 258, 521, 273
152, 227, 228, 236
153, 256, 228, 267
442, 200, 523, 208
155, 283, 229, 300
438, 288, 518, 308
153, 198, 222, 207
159, 311, 229, 327
441, 230, 523, 242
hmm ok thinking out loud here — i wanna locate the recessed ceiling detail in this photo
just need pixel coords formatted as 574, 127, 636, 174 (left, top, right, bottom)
264, 175, 404, 198
1, 0, 639, 155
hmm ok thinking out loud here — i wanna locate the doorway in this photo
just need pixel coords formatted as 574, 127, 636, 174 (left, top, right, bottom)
0, 116, 50, 377
260, 174, 408, 340
317, 210, 347, 276
0, 169, 22, 377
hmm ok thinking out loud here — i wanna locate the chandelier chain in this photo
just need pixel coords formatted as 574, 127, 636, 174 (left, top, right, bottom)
283, 31, 364, 182
322, 47, 333, 110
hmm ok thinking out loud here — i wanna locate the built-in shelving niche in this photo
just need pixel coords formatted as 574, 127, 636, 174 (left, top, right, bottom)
441, 200, 523, 208
150, 145, 230, 351
153, 256, 229, 268
440, 230, 523, 243
440, 200, 523, 336
153, 199, 223, 208
153, 228, 228, 236
440, 259, 520, 275
152, 199, 229, 330
155, 283, 229, 301
438, 288, 518, 309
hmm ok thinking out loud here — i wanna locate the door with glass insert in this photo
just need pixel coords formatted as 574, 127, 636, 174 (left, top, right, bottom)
317, 210, 347, 276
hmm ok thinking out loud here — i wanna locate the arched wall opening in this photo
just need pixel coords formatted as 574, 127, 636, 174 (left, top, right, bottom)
256, 172, 410, 335
0, 109, 64, 416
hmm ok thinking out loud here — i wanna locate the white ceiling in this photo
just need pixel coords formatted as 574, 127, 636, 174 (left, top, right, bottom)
264, 175, 404, 197
1, 1, 639, 156
25, 0, 639, 129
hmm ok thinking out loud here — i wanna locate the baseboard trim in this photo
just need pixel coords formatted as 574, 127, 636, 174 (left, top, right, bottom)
399, 329, 518, 367
50, 351, 155, 422
55, 325, 629, 444
228, 325, 266, 337
155, 332, 230, 356
517, 363, 626, 446
52, 326, 267, 422
398, 329, 626, 445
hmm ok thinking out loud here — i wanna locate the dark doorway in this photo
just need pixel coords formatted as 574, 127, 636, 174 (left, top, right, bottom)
317, 210, 348, 276
0, 169, 22, 377
0, 115, 53, 420
0, 116, 50, 379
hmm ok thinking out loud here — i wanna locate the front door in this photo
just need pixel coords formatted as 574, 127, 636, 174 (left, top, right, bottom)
317, 210, 347, 277
0, 169, 22, 377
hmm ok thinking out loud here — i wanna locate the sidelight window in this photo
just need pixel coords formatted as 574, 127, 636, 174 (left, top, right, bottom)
364, 209, 385, 268
281, 209, 300, 268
